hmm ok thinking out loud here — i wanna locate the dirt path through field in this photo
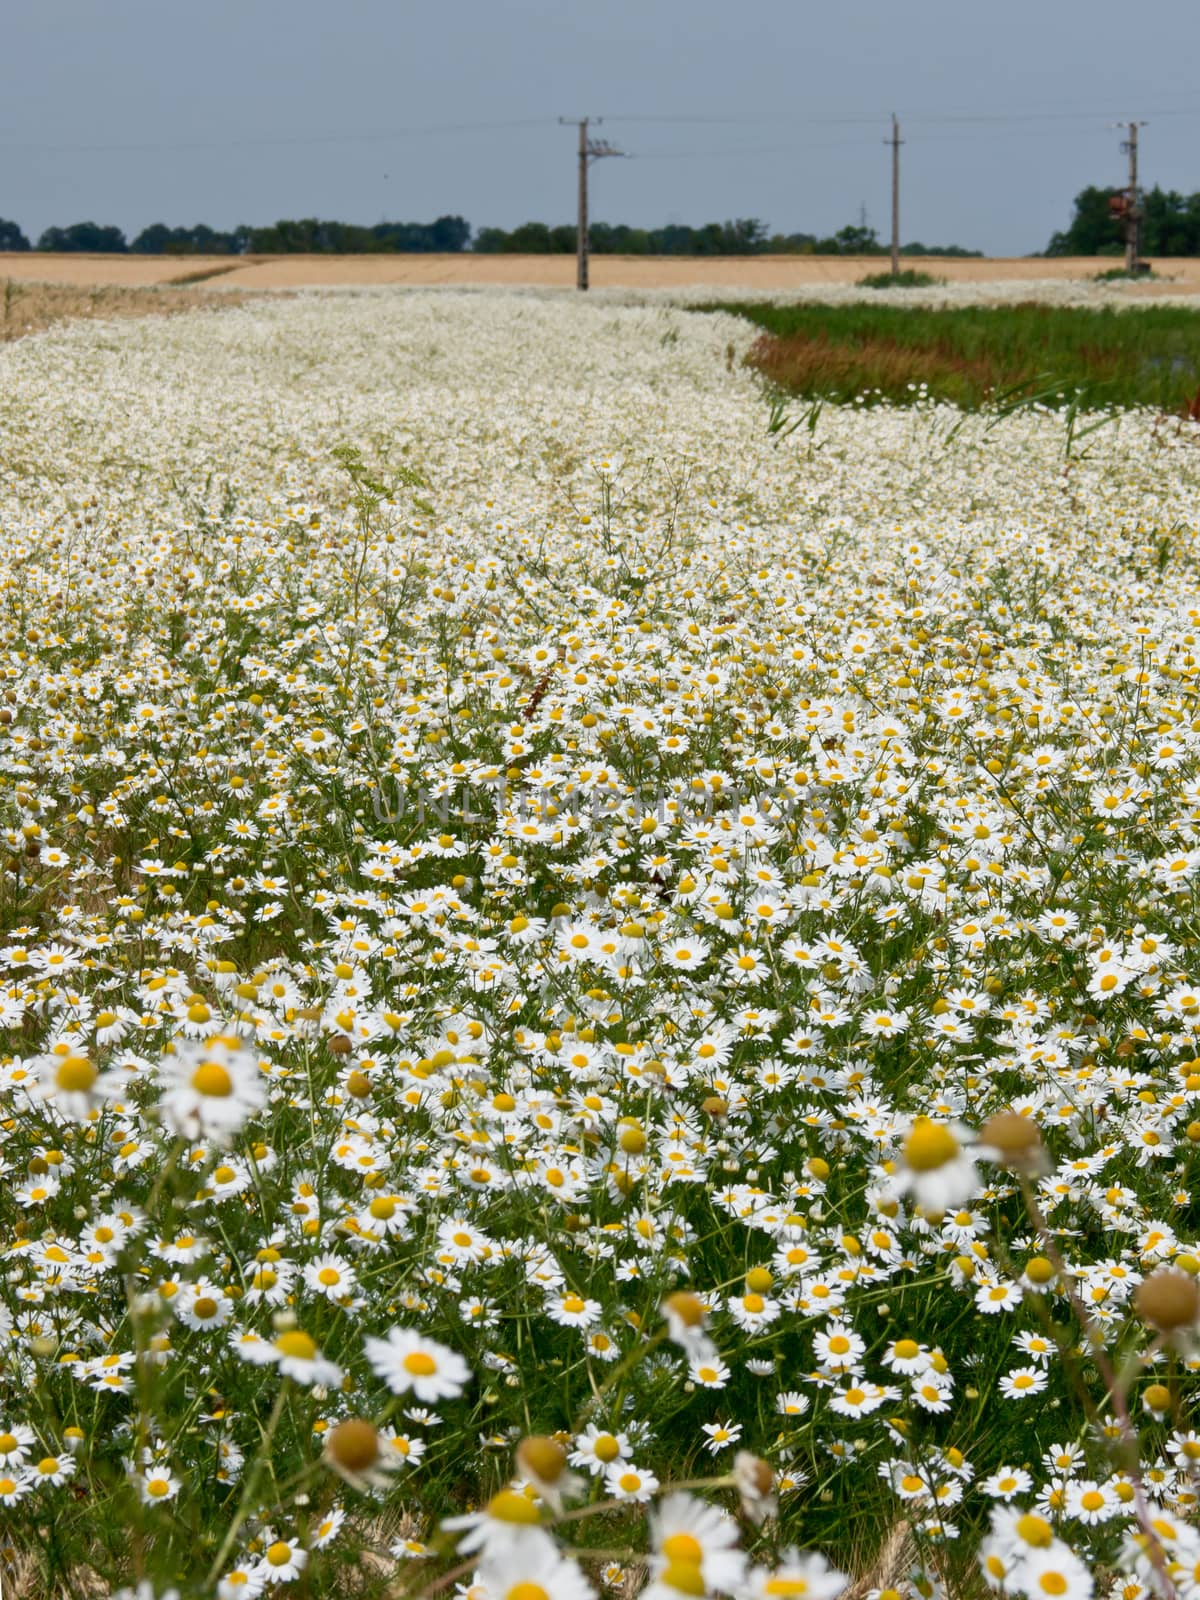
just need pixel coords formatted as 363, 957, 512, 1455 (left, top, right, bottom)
3, 251, 1200, 293
0, 278, 250, 342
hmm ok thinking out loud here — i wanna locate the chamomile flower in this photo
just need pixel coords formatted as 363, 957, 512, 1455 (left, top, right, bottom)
257, 1537, 307, 1585
999, 1366, 1049, 1400
605, 1462, 659, 1501
157, 1034, 266, 1144
365, 1327, 471, 1401
649, 1491, 746, 1592
891, 1119, 980, 1212
0, 1423, 35, 1467
476, 1539, 596, 1600
742, 1549, 848, 1600
570, 1425, 631, 1476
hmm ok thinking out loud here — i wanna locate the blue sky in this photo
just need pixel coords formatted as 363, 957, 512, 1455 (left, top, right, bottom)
3, 0, 1198, 253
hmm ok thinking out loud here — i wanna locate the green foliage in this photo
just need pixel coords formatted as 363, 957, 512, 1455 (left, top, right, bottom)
131, 223, 246, 255
473, 218, 981, 256
1046, 183, 1200, 256
1093, 266, 1156, 282
703, 300, 1200, 411
0, 217, 30, 251
857, 269, 943, 288
236, 216, 471, 254
44, 217, 476, 256
36, 221, 128, 252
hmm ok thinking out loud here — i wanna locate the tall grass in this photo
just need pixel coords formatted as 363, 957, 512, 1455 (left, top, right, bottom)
702, 301, 1200, 410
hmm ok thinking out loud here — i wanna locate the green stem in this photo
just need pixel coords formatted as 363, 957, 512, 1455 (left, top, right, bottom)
204, 1380, 290, 1586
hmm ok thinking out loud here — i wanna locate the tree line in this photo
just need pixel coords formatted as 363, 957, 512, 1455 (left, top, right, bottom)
0, 214, 981, 257
4, 189, 1200, 257
474, 220, 982, 256
0, 217, 472, 254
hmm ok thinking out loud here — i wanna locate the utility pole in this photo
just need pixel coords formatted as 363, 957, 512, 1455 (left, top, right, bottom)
888, 114, 903, 277
1118, 121, 1146, 274
559, 117, 625, 290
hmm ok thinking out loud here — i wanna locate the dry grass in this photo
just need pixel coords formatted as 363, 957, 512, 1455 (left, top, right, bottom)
0, 277, 250, 343
3, 252, 1200, 293
746, 326, 1019, 400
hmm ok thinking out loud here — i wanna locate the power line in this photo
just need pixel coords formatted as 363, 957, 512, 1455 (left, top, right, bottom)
0, 117, 557, 156
634, 140, 879, 162
4, 101, 1199, 158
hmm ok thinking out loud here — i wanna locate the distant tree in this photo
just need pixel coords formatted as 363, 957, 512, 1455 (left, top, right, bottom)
1139, 187, 1200, 255
813, 223, 884, 255
900, 241, 984, 257
129, 223, 175, 254
767, 230, 817, 253
0, 218, 30, 251
723, 218, 770, 253
130, 222, 243, 255
37, 221, 127, 252
651, 224, 698, 255
1044, 186, 1124, 256
239, 216, 471, 253
428, 215, 471, 252
1046, 183, 1200, 256
507, 222, 555, 253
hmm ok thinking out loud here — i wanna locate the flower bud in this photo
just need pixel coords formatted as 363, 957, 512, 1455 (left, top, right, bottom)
326, 1419, 380, 1474
1135, 1269, 1200, 1331
978, 1111, 1044, 1171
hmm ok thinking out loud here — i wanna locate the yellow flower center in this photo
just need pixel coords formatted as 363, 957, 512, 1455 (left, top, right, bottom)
55, 1056, 97, 1093
663, 1290, 705, 1326
593, 1433, 620, 1462
486, 1489, 541, 1525
192, 1297, 219, 1320
662, 1533, 704, 1565
191, 1062, 233, 1097
903, 1120, 960, 1171
274, 1331, 316, 1361
660, 1561, 706, 1596
266, 1542, 292, 1567
1016, 1514, 1054, 1548
403, 1351, 437, 1377
518, 1436, 565, 1481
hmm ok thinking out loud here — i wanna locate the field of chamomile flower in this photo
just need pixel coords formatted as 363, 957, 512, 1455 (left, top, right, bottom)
3, 285, 1200, 1600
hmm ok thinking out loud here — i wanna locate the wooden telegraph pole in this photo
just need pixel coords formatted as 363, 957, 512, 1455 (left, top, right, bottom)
560, 117, 625, 290
889, 114, 903, 278
1119, 121, 1146, 274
